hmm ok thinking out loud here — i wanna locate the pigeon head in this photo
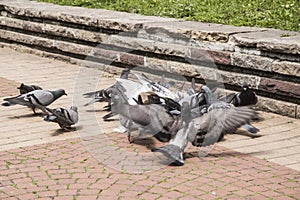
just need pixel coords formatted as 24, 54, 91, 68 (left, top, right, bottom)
200, 86, 213, 104
70, 106, 78, 113
52, 89, 67, 100
242, 82, 249, 91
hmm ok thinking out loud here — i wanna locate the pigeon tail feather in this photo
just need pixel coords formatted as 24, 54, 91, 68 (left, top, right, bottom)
152, 144, 184, 166
242, 123, 260, 134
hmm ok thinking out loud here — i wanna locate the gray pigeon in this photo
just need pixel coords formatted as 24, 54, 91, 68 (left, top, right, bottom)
2, 89, 67, 114
44, 106, 79, 130
201, 85, 260, 134
153, 105, 258, 165
110, 87, 183, 143
83, 68, 130, 107
17, 83, 43, 94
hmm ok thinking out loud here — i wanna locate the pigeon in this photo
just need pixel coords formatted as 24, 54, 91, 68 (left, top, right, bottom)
231, 82, 258, 107
201, 85, 260, 134
83, 68, 130, 107
189, 106, 258, 147
153, 105, 258, 165
17, 83, 43, 94
213, 83, 259, 133
2, 89, 67, 114
44, 106, 79, 130
110, 86, 183, 143
151, 102, 193, 166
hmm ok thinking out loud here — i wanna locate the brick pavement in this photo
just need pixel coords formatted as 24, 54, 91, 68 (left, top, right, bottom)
0, 47, 299, 199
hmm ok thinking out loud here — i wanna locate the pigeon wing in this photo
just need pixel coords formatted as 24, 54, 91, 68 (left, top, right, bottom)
46, 107, 76, 125
25, 90, 55, 106
201, 106, 257, 146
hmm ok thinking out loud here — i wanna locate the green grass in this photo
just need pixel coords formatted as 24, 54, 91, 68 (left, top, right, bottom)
37, 0, 299, 32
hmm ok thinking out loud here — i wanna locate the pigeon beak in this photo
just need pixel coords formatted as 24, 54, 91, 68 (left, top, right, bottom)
64, 93, 68, 96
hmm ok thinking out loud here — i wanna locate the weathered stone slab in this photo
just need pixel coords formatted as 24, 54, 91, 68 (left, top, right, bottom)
190, 48, 231, 65
0, 16, 109, 43
0, 29, 55, 48
166, 61, 259, 87
0, 29, 93, 56
231, 29, 300, 55
231, 53, 273, 71
153, 42, 189, 57
91, 48, 119, 62
272, 61, 300, 77
258, 78, 300, 100
255, 96, 297, 118
119, 52, 144, 67
56, 41, 92, 56
108, 35, 154, 52
191, 41, 235, 52
145, 57, 168, 71
143, 21, 265, 43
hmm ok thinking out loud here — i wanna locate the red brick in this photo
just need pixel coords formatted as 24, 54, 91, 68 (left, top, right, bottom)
280, 181, 299, 188
261, 190, 282, 197
76, 195, 100, 200
138, 192, 160, 200
54, 196, 75, 200
38, 190, 57, 198
78, 189, 101, 196
58, 189, 78, 196
68, 183, 89, 190
51, 173, 72, 179
16, 193, 37, 200
92, 48, 118, 61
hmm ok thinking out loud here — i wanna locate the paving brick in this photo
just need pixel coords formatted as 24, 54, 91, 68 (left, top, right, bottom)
54, 196, 75, 200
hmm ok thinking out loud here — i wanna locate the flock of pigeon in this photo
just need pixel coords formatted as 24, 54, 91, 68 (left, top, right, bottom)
2, 83, 78, 130
2, 68, 259, 166
82, 68, 259, 165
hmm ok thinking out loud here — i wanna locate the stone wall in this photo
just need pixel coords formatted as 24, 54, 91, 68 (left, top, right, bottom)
0, 0, 299, 118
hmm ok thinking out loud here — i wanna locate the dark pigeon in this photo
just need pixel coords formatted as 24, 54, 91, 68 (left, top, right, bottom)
17, 83, 43, 94
231, 82, 258, 107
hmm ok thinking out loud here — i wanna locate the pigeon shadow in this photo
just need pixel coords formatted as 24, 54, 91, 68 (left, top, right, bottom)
183, 149, 248, 160
131, 137, 157, 150
51, 125, 83, 136
9, 112, 45, 119
102, 118, 118, 122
